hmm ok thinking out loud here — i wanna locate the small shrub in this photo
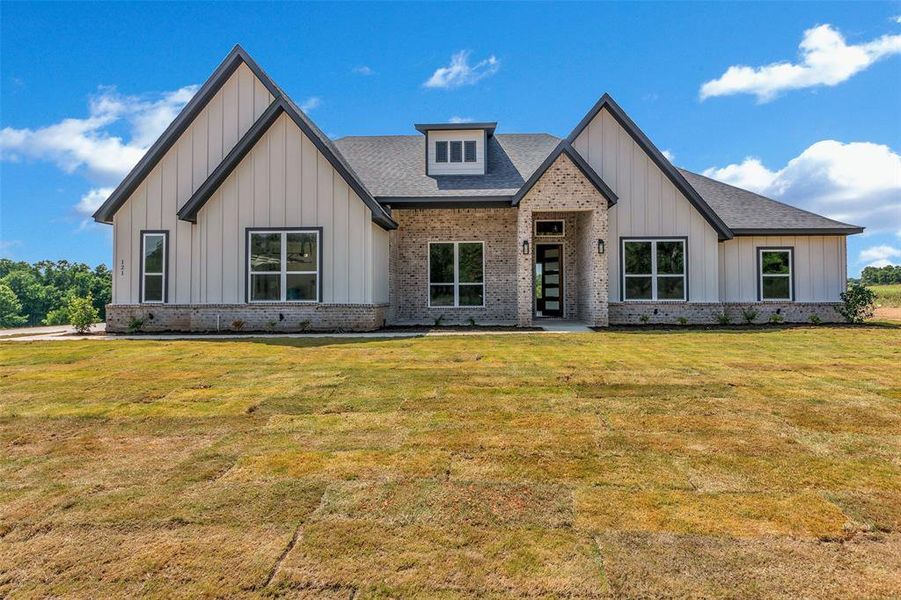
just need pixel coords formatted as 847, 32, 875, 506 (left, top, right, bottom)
298, 319, 312, 331
434, 314, 444, 327
467, 317, 477, 327
741, 307, 759, 324
231, 319, 245, 331
715, 312, 731, 325
127, 316, 145, 333
265, 319, 277, 331
638, 314, 650, 324
768, 313, 784, 325
67, 294, 100, 334
677, 316, 689, 326
808, 314, 822, 325
839, 282, 876, 324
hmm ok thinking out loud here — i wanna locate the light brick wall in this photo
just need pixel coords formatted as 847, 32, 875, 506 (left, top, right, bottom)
516, 152, 609, 327
609, 302, 844, 325
388, 208, 518, 324
106, 303, 388, 333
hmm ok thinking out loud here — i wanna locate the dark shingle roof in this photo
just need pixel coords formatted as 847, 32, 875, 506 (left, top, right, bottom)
679, 169, 863, 234
333, 133, 560, 198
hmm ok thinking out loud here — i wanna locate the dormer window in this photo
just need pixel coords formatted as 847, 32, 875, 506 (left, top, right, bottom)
415, 122, 496, 176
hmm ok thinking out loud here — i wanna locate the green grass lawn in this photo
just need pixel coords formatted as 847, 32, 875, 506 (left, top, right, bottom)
2, 327, 900, 598
870, 284, 901, 308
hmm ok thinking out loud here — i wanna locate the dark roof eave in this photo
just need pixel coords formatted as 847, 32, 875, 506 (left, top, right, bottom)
177, 97, 397, 230
414, 122, 497, 135
378, 195, 512, 209
92, 44, 280, 224
730, 227, 865, 236
566, 93, 733, 241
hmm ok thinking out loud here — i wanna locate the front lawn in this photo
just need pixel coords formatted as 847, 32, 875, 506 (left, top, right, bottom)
1, 327, 899, 598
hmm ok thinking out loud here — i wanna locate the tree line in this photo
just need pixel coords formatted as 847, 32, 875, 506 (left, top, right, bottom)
0, 259, 111, 328
858, 264, 901, 286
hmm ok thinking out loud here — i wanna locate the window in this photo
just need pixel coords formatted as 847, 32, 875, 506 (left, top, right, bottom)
248, 229, 320, 302
428, 241, 484, 307
449, 141, 463, 163
464, 140, 477, 163
622, 238, 686, 301
435, 141, 448, 163
141, 231, 168, 303
758, 248, 793, 301
535, 220, 565, 237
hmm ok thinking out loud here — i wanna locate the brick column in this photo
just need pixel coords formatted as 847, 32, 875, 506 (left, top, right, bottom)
516, 204, 534, 327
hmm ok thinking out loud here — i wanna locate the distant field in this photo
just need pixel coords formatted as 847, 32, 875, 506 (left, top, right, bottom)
2, 328, 900, 598
869, 284, 901, 308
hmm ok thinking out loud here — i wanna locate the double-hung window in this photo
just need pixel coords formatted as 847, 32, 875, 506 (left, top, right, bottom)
428, 241, 484, 307
758, 248, 793, 301
248, 229, 320, 302
622, 238, 686, 301
141, 231, 168, 303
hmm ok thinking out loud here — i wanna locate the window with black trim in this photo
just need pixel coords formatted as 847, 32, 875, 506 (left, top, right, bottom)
428, 241, 484, 307
622, 239, 686, 301
449, 141, 463, 163
141, 232, 168, 303
759, 248, 793, 301
464, 140, 477, 163
535, 220, 565, 237
248, 229, 320, 302
435, 141, 448, 163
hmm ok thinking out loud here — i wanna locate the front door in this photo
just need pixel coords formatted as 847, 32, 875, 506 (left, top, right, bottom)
535, 244, 563, 317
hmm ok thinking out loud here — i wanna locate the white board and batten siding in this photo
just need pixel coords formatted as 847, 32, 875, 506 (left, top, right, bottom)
572, 108, 721, 302
718, 235, 847, 302
112, 63, 273, 304
194, 112, 384, 304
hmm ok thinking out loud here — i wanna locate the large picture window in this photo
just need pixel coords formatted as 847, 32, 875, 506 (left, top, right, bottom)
141, 231, 168, 303
247, 229, 320, 302
621, 238, 686, 301
758, 248, 793, 301
428, 241, 484, 307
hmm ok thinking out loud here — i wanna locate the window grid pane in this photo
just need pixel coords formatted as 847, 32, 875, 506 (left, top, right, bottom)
464, 140, 477, 162
428, 242, 485, 307
435, 141, 448, 163
449, 141, 463, 162
622, 239, 686, 301
249, 231, 319, 303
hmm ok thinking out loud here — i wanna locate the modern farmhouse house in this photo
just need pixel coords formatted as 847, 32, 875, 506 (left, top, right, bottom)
93, 46, 863, 332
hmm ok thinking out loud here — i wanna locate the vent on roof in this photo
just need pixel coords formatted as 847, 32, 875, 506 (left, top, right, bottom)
415, 122, 495, 177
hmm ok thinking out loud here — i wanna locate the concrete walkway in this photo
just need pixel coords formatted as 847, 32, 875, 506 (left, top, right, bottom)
0, 319, 593, 342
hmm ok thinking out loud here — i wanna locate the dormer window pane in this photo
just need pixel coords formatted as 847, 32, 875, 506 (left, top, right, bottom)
450, 141, 463, 162
464, 141, 476, 162
435, 141, 448, 163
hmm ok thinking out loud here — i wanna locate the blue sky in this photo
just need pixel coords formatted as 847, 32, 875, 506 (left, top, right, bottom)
2, 1, 899, 274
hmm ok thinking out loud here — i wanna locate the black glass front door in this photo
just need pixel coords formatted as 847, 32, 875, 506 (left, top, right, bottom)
535, 244, 563, 317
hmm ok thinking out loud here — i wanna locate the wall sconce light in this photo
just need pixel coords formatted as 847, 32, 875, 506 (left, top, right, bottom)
522, 240, 530, 255
597, 239, 605, 255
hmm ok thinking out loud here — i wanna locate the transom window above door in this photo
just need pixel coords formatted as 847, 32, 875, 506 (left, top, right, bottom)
535, 220, 565, 237
621, 238, 686, 301
247, 229, 320, 302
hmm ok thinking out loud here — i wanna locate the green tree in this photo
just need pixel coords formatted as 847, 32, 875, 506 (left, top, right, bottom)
67, 293, 100, 334
0, 282, 27, 327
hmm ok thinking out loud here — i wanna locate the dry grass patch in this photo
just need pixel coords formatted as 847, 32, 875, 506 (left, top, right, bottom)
1, 326, 899, 597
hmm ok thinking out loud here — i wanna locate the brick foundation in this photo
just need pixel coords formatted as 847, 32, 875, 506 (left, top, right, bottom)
609, 302, 844, 325
106, 303, 388, 333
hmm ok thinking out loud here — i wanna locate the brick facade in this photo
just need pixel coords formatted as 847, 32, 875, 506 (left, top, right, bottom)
388, 208, 519, 325
516, 152, 609, 327
106, 303, 388, 333
609, 302, 844, 325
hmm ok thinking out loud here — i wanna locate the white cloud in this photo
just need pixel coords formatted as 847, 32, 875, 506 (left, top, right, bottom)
423, 51, 500, 89
352, 66, 374, 76
300, 96, 321, 112
0, 84, 197, 183
448, 116, 474, 124
700, 24, 901, 101
661, 149, 676, 163
894, 16, 901, 24
0, 239, 22, 257
0, 84, 196, 220
75, 186, 116, 217
858, 244, 901, 267
703, 140, 901, 234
